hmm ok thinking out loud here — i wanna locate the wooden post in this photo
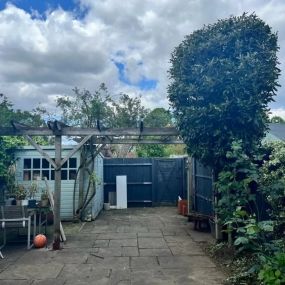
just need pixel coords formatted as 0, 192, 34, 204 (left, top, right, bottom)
53, 134, 62, 250
78, 150, 85, 210
187, 157, 192, 214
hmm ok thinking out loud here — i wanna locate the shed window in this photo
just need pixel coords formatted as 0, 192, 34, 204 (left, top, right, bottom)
22, 157, 77, 181
24, 159, 31, 169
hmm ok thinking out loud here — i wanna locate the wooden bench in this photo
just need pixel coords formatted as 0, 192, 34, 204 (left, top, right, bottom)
187, 211, 211, 231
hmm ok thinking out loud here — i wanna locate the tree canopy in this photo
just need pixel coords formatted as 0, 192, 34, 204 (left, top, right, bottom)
143, 108, 172, 127
57, 84, 114, 128
136, 108, 173, 157
270, 115, 285, 123
0, 94, 46, 189
168, 13, 280, 170
57, 84, 148, 129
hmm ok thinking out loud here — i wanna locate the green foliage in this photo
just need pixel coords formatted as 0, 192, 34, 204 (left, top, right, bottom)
215, 140, 258, 223
168, 13, 280, 170
215, 141, 285, 284
0, 94, 47, 191
136, 108, 173, 157
137, 144, 168, 157
40, 188, 49, 200
14, 184, 27, 200
57, 84, 114, 128
143, 108, 173, 128
112, 94, 149, 127
228, 208, 274, 253
28, 182, 38, 199
270, 116, 285, 124
259, 141, 285, 225
258, 253, 285, 285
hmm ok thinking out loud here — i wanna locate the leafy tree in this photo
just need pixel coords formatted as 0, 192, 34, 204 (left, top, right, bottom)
136, 108, 172, 157
143, 108, 172, 127
57, 84, 114, 128
112, 94, 148, 128
0, 94, 46, 194
57, 86, 149, 157
137, 144, 167, 157
168, 13, 280, 171
270, 116, 285, 124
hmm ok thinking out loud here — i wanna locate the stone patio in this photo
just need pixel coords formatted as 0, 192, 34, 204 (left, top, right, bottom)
0, 207, 225, 284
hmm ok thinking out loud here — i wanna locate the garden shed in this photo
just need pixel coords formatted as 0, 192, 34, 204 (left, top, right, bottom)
13, 145, 104, 221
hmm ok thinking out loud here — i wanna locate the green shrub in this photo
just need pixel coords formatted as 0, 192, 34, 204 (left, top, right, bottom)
258, 253, 285, 285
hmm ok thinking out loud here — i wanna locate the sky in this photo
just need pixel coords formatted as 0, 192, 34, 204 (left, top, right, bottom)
0, 0, 285, 117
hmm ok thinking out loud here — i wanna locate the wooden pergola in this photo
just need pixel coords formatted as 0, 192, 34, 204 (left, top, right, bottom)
0, 121, 183, 249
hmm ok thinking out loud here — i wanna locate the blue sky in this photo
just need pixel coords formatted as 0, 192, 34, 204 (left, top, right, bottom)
0, 0, 76, 14
0, 0, 285, 116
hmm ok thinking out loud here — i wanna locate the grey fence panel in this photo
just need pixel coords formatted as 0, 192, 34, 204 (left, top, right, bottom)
191, 158, 214, 216
104, 158, 153, 206
153, 158, 186, 205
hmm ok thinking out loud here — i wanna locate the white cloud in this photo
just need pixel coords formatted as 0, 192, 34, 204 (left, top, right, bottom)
270, 108, 285, 119
0, 0, 285, 115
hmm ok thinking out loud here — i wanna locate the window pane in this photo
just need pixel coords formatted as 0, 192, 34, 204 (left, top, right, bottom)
23, 170, 31, 181
33, 158, 40, 169
42, 159, 49, 169
69, 158, 77, 168
42, 170, 50, 180
24, 159, 31, 169
62, 160, 67, 169
33, 170, 41, 180
69, 170, 77, 180
51, 170, 55, 180
61, 170, 67, 180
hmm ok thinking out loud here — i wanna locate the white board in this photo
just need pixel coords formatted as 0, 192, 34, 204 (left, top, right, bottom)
116, 175, 127, 209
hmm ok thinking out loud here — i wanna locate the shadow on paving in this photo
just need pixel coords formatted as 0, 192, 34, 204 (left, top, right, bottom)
0, 207, 225, 285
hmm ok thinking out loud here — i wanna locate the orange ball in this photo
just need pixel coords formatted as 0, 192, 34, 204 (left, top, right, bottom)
33, 234, 47, 248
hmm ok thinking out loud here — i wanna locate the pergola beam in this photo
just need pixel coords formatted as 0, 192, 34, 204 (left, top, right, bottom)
0, 127, 179, 137
93, 138, 184, 144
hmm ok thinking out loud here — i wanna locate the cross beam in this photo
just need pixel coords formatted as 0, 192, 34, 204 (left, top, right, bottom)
0, 126, 179, 137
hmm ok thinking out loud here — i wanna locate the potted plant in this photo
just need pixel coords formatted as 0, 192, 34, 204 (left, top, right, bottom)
28, 181, 38, 208
40, 188, 49, 207
15, 184, 28, 206
6, 163, 17, 204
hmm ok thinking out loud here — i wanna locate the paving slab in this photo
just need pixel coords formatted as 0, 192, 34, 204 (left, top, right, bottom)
131, 269, 176, 285
158, 255, 217, 269
0, 281, 32, 285
93, 239, 110, 248
137, 232, 163, 238
97, 247, 123, 257
109, 238, 137, 247
0, 263, 64, 280
130, 257, 160, 269
109, 269, 131, 285
0, 207, 225, 284
169, 245, 204, 255
31, 279, 65, 285
139, 248, 172, 257
58, 264, 110, 279
122, 246, 139, 257
138, 237, 168, 249
96, 233, 137, 240
86, 256, 130, 270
